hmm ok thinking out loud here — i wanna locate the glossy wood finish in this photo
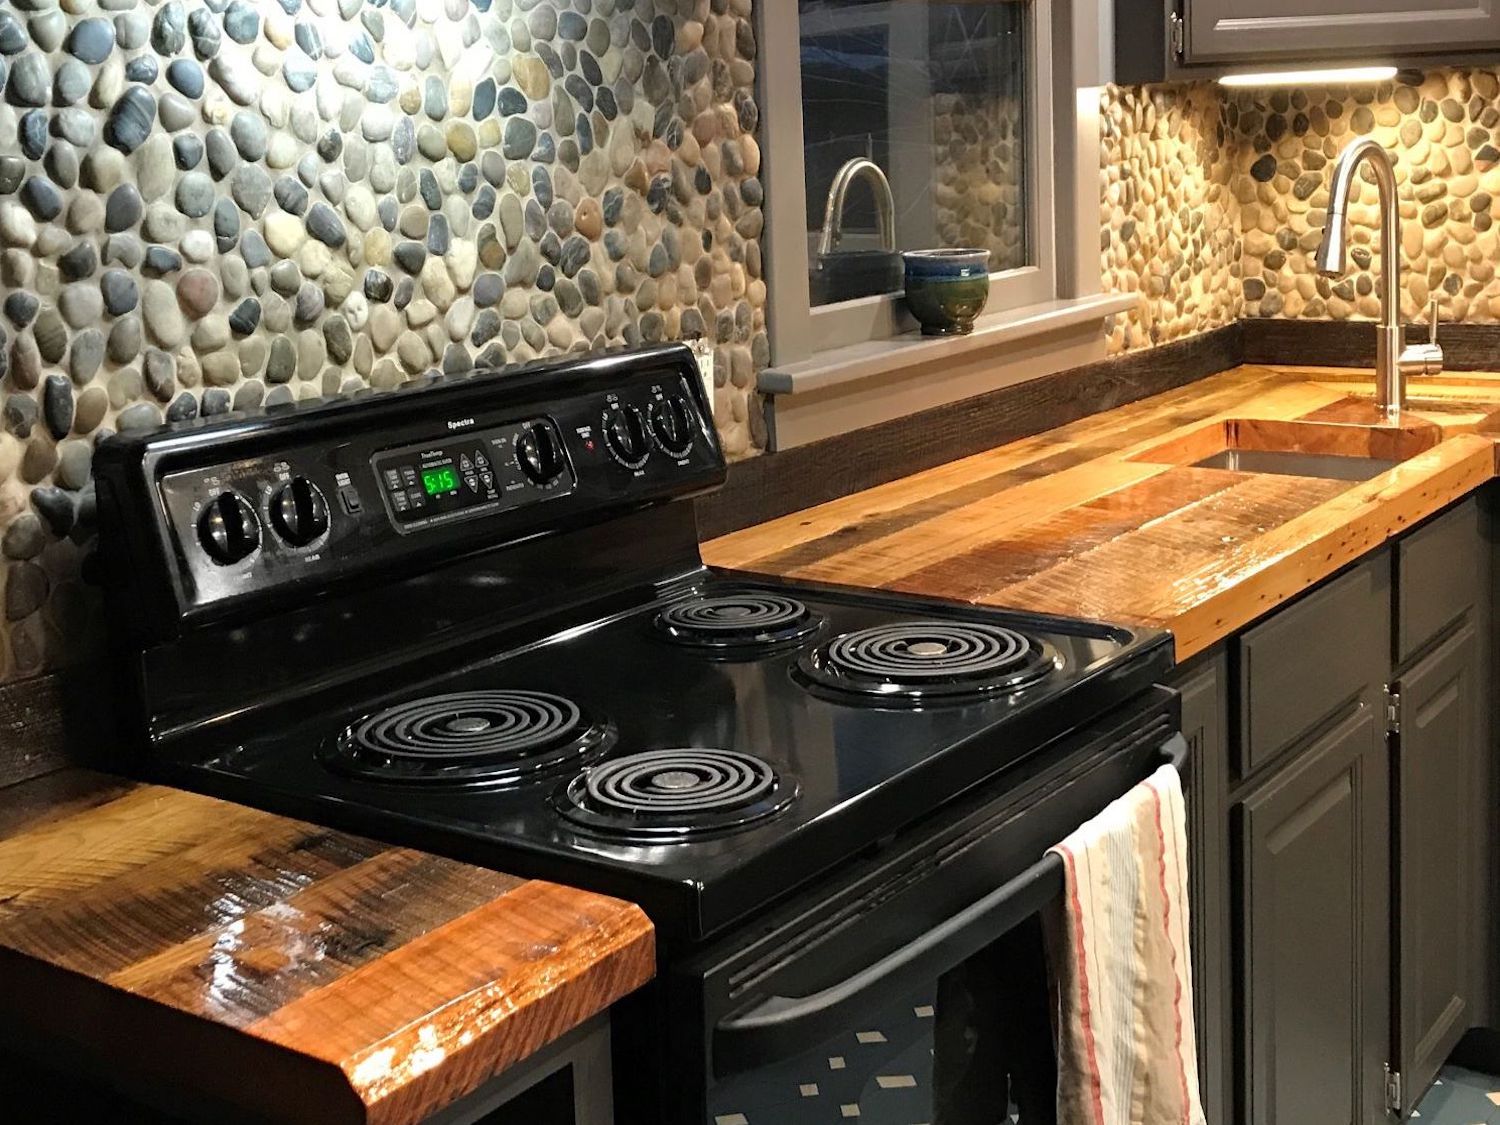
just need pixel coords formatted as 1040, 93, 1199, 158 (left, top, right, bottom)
694, 323, 1245, 539
0, 770, 655, 1125
704, 364, 1500, 662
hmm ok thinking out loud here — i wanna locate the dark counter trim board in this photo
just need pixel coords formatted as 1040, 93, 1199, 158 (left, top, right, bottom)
1242, 318, 1500, 371
1, 673, 74, 790
696, 322, 1246, 538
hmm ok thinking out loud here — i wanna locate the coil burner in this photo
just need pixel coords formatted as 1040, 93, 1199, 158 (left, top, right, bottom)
796, 621, 1059, 704
322, 690, 613, 787
556, 749, 798, 840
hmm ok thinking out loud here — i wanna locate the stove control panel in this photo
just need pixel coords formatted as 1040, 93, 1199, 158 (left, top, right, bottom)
370, 417, 574, 533
100, 344, 725, 632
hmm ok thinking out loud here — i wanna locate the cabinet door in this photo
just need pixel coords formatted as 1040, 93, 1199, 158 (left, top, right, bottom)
1173, 654, 1231, 1125
1187, 0, 1500, 63
1238, 697, 1390, 1125
1396, 623, 1481, 1113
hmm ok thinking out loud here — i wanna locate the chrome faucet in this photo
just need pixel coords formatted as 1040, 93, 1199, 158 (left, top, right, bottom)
1316, 136, 1443, 419
817, 158, 896, 258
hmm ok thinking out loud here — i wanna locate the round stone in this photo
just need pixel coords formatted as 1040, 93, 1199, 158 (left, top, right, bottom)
230, 111, 268, 160
167, 58, 203, 97
43, 375, 74, 440
69, 329, 105, 388
174, 173, 214, 218
172, 134, 204, 172
152, 2, 187, 54
117, 402, 162, 432
176, 269, 219, 318
66, 18, 116, 65
101, 269, 139, 315
231, 165, 273, 217
306, 201, 345, 247
59, 284, 103, 329
105, 86, 157, 153
143, 280, 187, 347
6, 53, 49, 108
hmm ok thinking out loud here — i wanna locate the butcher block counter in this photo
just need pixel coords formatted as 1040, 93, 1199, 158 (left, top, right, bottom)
0, 768, 654, 1125
705, 364, 1500, 661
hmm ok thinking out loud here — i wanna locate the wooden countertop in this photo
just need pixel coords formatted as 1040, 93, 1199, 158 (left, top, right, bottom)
0, 769, 654, 1125
706, 364, 1500, 661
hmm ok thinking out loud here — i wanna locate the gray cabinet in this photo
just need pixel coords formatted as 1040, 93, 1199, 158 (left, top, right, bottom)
1394, 623, 1482, 1114
1182, 494, 1493, 1124
1237, 698, 1391, 1125
1174, 653, 1231, 1125
1185, 0, 1500, 64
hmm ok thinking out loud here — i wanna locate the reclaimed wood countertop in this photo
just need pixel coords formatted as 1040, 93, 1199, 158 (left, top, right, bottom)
0, 768, 654, 1125
705, 364, 1500, 662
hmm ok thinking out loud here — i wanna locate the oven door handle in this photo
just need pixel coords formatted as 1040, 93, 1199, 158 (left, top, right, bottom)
712, 733, 1188, 1076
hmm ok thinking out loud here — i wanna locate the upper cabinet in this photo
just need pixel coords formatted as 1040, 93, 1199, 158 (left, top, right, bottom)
1185, 0, 1500, 64
1114, 0, 1500, 84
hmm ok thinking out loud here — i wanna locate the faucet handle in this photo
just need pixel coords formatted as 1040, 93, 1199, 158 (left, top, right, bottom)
1399, 297, 1444, 378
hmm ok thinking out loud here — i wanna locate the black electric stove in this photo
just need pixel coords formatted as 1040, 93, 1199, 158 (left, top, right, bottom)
95, 343, 1177, 1122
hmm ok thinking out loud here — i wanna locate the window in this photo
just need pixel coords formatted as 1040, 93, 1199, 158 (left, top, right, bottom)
800, 1, 1033, 306
759, 0, 1112, 381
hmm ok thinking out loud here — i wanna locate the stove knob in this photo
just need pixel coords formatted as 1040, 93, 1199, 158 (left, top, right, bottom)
269, 477, 330, 547
196, 491, 261, 566
649, 395, 697, 458
516, 422, 566, 485
602, 404, 650, 468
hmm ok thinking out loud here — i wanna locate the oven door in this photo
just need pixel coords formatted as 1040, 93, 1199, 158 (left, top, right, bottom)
695, 690, 1186, 1125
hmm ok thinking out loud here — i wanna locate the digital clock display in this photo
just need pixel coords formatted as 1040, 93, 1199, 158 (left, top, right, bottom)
421, 466, 458, 495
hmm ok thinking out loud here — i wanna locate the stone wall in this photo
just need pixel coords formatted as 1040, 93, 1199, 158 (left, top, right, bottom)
1104, 70, 1500, 344
1230, 69, 1500, 325
1100, 82, 1243, 354
0, 0, 765, 683
932, 90, 1027, 273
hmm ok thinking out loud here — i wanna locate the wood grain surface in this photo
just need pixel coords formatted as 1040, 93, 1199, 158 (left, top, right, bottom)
0, 770, 654, 1125
704, 364, 1500, 662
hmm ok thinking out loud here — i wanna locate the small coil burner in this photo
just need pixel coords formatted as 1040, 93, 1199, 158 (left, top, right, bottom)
556, 748, 798, 840
797, 621, 1059, 704
322, 690, 614, 787
654, 591, 824, 655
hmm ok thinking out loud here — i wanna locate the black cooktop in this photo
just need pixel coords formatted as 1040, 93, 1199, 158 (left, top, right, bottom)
178, 572, 1171, 942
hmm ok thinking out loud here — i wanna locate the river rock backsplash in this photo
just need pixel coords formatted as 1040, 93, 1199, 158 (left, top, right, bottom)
1229, 69, 1500, 325
0, 0, 766, 681
1100, 82, 1244, 354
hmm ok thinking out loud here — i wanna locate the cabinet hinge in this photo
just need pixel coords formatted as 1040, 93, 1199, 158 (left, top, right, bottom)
1384, 1064, 1403, 1115
1384, 685, 1401, 735
1169, 8, 1185, 58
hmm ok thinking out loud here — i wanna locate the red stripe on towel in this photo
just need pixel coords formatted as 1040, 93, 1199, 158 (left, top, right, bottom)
1062, 846, 1107, 1125
1150, 785, 1191, 1125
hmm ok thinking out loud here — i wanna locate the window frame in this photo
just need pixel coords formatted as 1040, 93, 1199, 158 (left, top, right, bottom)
758, 0, 1101, 369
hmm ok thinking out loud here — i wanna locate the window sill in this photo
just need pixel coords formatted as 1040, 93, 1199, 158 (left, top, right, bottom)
760, 292, 1136, 396
759, 291, 1138, 449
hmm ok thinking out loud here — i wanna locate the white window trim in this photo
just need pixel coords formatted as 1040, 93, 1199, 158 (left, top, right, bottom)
757, 0, 1120, 449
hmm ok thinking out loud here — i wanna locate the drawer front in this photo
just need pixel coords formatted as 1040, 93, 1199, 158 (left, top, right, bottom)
1236, 554, 1390, 778
1397, 498, 1483, 666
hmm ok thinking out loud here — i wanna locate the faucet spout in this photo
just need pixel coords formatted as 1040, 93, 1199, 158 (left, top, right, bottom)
1316, 136, 1441, 419
818, 158, 897, 258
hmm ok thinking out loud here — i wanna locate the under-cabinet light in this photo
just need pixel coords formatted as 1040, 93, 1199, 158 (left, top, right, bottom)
1218, 66, 1398, 88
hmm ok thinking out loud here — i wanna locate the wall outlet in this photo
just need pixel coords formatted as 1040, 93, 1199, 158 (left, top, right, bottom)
689, 339, 715, 411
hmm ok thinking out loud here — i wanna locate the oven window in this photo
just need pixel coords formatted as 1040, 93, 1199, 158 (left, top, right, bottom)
708, 919, 1056, 1124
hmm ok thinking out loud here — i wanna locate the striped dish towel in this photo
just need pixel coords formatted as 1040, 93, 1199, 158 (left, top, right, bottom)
1045, 763, 1207, 1125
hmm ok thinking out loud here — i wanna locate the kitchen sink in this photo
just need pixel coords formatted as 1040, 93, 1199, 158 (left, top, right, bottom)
1190, 448, 1402, 480
1131, 417, 1439, 480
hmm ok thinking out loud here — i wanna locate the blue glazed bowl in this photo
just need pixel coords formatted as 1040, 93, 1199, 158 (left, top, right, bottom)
902, 249, 992, 336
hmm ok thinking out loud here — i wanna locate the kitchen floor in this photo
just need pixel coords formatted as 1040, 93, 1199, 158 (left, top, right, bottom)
1413, 1067, 1500, 1122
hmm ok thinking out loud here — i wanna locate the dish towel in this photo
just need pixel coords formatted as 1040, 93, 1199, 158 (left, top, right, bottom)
1045, 763, 1208, 1125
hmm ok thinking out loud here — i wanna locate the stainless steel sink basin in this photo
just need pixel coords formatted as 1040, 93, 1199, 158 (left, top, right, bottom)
1192, 448, 1402, 480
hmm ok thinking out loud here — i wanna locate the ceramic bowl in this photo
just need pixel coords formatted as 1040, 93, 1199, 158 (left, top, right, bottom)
902, 249, 992, 336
